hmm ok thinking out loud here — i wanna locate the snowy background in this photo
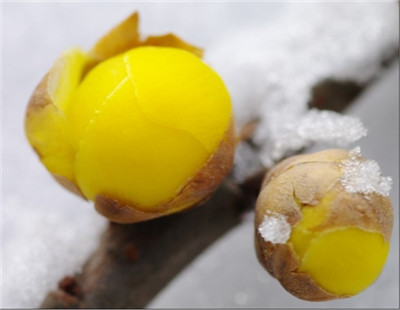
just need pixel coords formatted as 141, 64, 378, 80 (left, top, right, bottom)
2, 1, 399, 308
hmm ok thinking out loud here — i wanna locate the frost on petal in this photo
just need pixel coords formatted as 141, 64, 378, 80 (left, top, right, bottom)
258, 212, 291, 244
340, 147, 392, 197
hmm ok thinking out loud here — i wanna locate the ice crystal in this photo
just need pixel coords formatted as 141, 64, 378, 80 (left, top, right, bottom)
255, 109, 367, 166
208, 2, 398, 167
340, 147, 392, 196
258, 212, 291, 244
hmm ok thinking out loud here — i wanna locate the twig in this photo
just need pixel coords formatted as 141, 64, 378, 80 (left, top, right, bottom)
41, 182, 246, 308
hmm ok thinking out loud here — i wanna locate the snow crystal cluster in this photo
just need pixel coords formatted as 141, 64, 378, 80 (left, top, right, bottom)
258, 109, 367, 166
207, 2, 399, 172
2, 195, 107, 307
340, 147, 393, 197
258, 212, 291, 244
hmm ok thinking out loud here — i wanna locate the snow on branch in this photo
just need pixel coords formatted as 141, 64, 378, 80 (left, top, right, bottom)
207, 3, 398, 174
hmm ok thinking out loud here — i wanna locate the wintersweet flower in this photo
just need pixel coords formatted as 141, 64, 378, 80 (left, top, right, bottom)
25, 13, 234, 223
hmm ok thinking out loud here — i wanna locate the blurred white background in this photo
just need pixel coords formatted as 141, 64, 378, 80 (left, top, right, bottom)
1, 1, 398, 308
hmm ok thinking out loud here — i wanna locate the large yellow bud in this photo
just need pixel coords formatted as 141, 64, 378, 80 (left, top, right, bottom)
25, 13, 234, 223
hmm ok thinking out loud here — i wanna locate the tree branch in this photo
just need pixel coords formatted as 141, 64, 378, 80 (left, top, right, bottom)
41, 182, 247, 308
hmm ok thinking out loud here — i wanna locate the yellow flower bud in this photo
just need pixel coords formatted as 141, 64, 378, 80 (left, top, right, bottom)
255, 149, 393, 301
25, 13, 234, 223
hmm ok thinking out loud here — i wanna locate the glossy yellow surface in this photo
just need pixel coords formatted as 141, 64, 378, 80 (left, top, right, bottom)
26, 48, 86, 181
299, 227, 389, 296
290, 194, 390, 296
29, 46, 231, 208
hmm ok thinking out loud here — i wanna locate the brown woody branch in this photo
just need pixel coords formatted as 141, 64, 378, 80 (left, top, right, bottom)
41, 182, 248, 308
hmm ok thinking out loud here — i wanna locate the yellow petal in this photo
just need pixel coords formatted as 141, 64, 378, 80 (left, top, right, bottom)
25, 47, 86, 181
299, 227, 389, 296
124, 47, 231, 153
73, 47, 231, 208
74, 77, 209, 207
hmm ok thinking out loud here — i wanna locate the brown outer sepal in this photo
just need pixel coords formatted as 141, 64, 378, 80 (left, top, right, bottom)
85, 12, 204, 75
94, 195, 163, 224
140, 34, 203, 58
95, 119, 235, 223
53, 174, 86, 200
26, 73, 51, 114
85, 13, 140, 74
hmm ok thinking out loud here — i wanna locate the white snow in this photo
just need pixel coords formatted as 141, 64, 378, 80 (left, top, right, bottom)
233, 142, 264, 183
258, 212, 291, 244
340, 147, 392, 197
207, 2, 398, 168
2, 195, 107, 307
256, 109, 367, 166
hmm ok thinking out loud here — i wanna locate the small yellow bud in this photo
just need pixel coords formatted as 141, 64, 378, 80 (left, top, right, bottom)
25, 13, 234, 223
255, 149, 393, 301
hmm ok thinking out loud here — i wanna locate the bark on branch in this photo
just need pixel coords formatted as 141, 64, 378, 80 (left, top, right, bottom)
41, 182, 247, 308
